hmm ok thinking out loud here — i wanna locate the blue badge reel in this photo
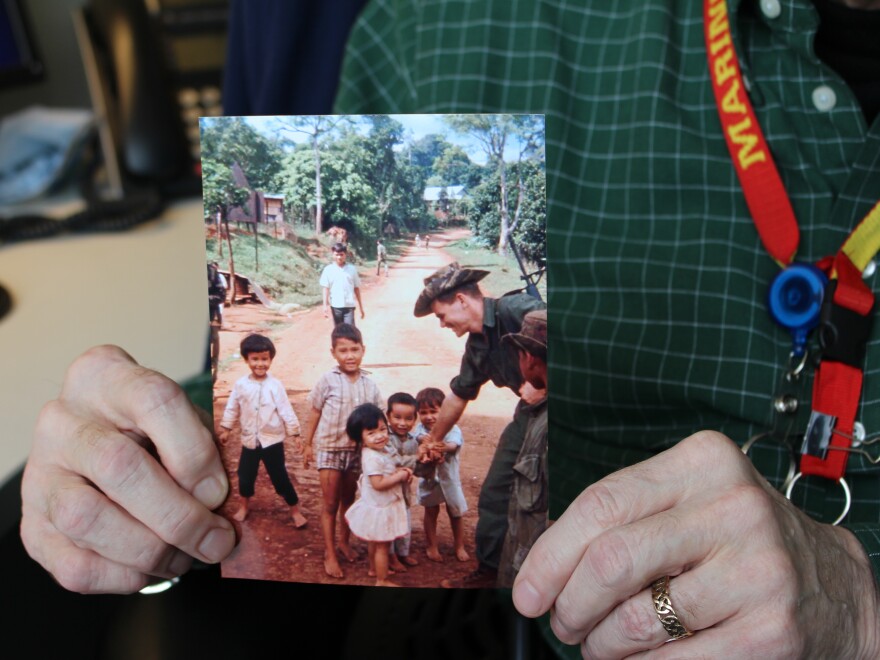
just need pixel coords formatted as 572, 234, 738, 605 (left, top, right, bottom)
767, 263, 828, 357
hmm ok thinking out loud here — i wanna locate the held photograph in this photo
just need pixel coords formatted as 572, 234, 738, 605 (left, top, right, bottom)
201, 113, 547, 589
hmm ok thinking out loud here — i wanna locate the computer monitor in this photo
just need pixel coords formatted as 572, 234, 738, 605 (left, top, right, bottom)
0, 0, 44, 88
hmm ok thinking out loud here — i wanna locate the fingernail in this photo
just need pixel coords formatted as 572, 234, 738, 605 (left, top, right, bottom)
193, 475, 228, 509
512, 578, 543, 617
198, 527, 234, 563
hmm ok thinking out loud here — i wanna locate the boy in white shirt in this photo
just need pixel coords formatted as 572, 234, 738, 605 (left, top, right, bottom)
219, 334, 306, 527
320, 242, 365, 326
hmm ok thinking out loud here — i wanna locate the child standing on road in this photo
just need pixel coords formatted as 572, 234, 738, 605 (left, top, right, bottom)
218, 334, 307, 528
376, 239, 388, 276
303, 323, 384, 579
320, 242, 365, 327
415, 387, 469, 563
386, 392, 422, 570
344, 403, 412, 587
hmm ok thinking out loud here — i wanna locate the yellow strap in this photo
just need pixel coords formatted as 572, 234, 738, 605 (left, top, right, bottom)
842, 200, 880, 272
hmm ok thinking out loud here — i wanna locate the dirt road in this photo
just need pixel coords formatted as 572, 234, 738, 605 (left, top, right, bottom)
212, 228, 519, 588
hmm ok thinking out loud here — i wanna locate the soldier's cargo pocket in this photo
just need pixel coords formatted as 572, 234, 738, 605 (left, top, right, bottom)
513, 455, 547, 513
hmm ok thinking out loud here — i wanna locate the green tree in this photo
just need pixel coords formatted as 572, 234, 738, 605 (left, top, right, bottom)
278, 138, 374, 237
432, 144, 473, 186
408, 133, 450, 177
274, 116, 346, 235
200, 117, 282, 220
362, 115, 404, 236
200, 116, 283, 290
467, 159, 545, 265
445, 114, 544, 255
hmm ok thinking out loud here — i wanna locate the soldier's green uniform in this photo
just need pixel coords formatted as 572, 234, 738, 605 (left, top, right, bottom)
497, 396, 548, 588
450, 292, 545, 570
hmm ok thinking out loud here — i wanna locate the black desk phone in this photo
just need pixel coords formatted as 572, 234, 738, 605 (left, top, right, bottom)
73, 0, 228, 198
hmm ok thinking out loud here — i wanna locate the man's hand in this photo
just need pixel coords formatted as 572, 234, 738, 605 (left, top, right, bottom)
20, 346, 235, 595
303, 444, 314, 469
512, 432, 880, 659
519, 381, 546, 405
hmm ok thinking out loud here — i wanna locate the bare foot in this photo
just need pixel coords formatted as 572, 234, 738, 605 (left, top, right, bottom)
292, 511, 307, 528
324, 555, 345, 579
455, 547, 470, 562
426, 546, 443, 562
338, 544, 359, 563
400, 555, 419, 567
376, 579, 400, 587
368, 567, 396, 577
389, 555, 408, 573
232, 504, 248, 522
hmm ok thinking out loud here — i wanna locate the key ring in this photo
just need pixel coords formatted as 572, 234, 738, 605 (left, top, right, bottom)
784, 472, 851, 526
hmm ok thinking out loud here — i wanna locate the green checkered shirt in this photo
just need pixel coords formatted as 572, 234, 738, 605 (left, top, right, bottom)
334, 0, 880, 651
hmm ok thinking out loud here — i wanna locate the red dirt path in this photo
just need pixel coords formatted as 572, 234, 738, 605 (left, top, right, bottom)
212, 228, 519, 588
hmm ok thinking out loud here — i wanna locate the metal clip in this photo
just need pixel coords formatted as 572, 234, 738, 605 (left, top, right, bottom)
801, 411, 836, 459
785, 350, 809, 382
828, 425, 880, 464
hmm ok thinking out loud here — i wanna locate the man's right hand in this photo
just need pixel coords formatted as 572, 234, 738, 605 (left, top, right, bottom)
20, 345, 235, 594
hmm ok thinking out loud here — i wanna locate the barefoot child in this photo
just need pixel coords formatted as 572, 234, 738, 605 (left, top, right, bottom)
414, 387, 469, 563
218, 334, 307, 528
303, 323, 384, 579
386, 392, 423, 571
344, 403, 412, 587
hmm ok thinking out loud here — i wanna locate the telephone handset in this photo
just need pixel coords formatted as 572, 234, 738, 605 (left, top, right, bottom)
73, 0, 228, 199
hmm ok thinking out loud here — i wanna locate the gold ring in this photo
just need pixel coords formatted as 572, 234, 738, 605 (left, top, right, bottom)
650, 576, 694, 642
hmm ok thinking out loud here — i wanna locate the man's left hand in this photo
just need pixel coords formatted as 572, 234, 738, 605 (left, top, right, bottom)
512, 431, 880, 658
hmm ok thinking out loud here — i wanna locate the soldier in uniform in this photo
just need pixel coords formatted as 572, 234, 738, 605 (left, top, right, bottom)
413, 262, 545, 586
497, 309, 548, 588
207, 262, 228, 383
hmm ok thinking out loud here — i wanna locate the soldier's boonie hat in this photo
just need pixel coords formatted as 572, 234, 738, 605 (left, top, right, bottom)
502, 309, 547, 360
413, 261, 489, 317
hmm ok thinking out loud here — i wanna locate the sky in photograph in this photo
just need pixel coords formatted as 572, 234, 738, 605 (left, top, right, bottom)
240, 114, 542, 165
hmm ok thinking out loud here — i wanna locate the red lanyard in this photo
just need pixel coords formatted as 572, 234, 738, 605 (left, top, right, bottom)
704, 0, 880, 483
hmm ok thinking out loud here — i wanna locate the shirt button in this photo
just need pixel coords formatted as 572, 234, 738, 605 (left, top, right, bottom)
760, 0, 781, 18
812, 85, 837, 112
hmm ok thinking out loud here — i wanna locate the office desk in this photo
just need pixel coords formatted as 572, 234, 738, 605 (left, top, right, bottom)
0, 198, 207, 530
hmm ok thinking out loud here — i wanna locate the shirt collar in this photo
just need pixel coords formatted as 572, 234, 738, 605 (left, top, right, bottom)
729, 0, 820, 36
331, 365, 371, 376
482, 296, 497, 332
722, 0, 821, 102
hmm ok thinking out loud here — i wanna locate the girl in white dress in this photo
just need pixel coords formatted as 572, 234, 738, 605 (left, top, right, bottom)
344, 404, 413, 586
